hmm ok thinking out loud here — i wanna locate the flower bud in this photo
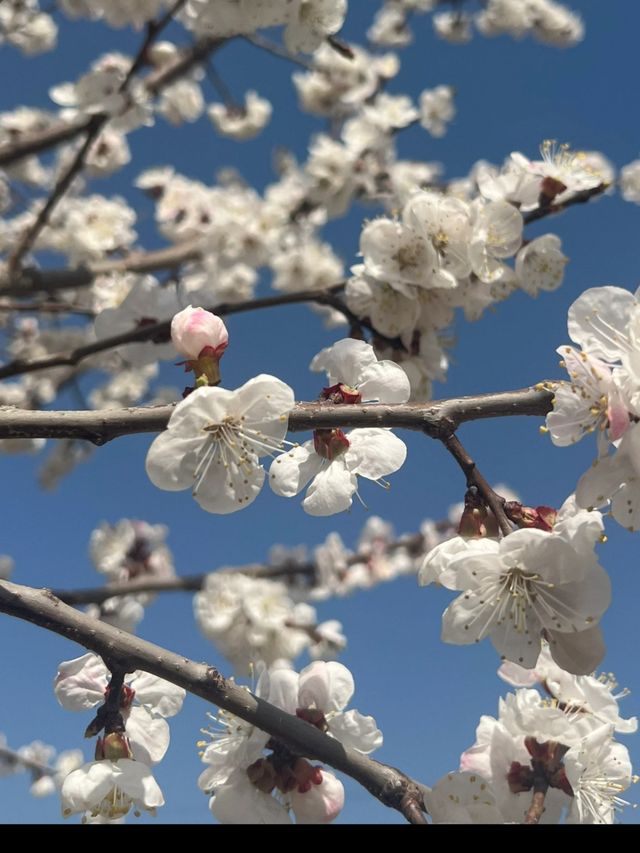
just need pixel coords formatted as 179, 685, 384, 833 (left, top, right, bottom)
171, 306, 228, 361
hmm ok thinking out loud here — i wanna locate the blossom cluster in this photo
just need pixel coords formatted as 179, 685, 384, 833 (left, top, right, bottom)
427, 646, 635, 824
198, 661, 381, 824
54, 652, 186, 822
546, 285, 640, 530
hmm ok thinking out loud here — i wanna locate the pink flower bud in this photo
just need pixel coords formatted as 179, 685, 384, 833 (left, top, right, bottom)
171, 306, 228, 360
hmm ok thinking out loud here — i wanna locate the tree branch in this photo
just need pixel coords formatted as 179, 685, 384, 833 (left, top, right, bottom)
440, 432, 513, 536
522, 184, 608, 225
51, 530, 432, 606
5, 0, 191, 273
0, 284, 369, 381
0, 35, 222, 170
0, 238, 205, 297
0, 385, 555, 445
0, 578, 428, 822
0, 185, 608, 297
0, 744, 55, 777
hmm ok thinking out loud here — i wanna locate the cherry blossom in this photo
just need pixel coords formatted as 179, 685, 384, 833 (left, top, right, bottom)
146, 375, 295, 514
208, 91, 272, 141
199, 661, 378, 824
61, 758, 164, 821
420, 496, 611, 673
55, 652, 185, 765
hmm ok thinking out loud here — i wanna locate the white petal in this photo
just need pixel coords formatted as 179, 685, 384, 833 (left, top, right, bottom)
54, 654, 107, 711
232, 374, 295, 443
145, 428, 207, 492
328, 710, 383, 754
310, 338, 377, 387
195, 454, 265, 514
546, 625, 606, 675
290, 770, 344, 824
126, 706, 170, 765
211, 772, 292, 824
298, 661, 354, 713
127, 672, 185, 718
567, 286, 636, 360
345, 428, 407, 479
116, 759, 165, 809
358, 361, 411, 404
269, 442, 324, 497
302, 461, 357, 516
61, 761, 118, 816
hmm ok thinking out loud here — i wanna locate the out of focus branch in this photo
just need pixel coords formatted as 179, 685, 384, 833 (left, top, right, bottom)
0, 34, 222, 169
6, 1, 191, 273
0, 283, 367, 380
51, 530, 432, 606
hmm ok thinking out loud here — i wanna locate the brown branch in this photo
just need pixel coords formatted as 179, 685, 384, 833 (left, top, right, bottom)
400, 792, 429, 825
51, 530, 431, 606
0, 578, 427, 822
6, 1, 191, 273
440, 433, 514, 536
0, 35, 222, 170
52, 566, 313, 606
0, 301, 95, 316
522, 184, 608, 225
523, 783, 549, 824
243, 33, 315, 70
0, 385, 554, 445
0, 238, 205, 297
0, 284, 367, 380
0, 744, 55, 776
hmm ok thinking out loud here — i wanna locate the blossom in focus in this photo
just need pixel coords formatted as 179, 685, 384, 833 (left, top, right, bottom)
61, 758, 164, 821
199, 661, 378, 824
55, 653, 185, 765
171, 305, 229, 358
419, 495, 611, 673
271, 339, 408, 515
146, 375, 295, 514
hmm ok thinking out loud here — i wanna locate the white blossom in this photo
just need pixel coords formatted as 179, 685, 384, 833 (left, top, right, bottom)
208, 91, 272, 140
146, 375, 295, 514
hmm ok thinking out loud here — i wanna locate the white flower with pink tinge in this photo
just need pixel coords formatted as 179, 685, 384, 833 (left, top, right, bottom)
269, 340, 409, 516
171, 305, 228, 361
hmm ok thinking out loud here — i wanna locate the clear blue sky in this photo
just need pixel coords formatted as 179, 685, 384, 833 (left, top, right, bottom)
1, 0, 639, 824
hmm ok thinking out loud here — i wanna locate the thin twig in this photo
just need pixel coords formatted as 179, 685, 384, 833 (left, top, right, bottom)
0, 301, 95, 316
243, 33, 314, 70
0, 283, 397, 382
523, 783, 548, 824
440, 433, 513, 536
0, 238, 205, 297
51, 531, 432, 606
522, 184, 608, 225
6, 1, 190, 273
0, 384, 555, 445
0, 34, 221, 170
0, 744, 55, 776
0, 578, 427, 823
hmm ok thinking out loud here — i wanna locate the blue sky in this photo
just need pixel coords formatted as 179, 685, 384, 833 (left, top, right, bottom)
1, 0, 639, 824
